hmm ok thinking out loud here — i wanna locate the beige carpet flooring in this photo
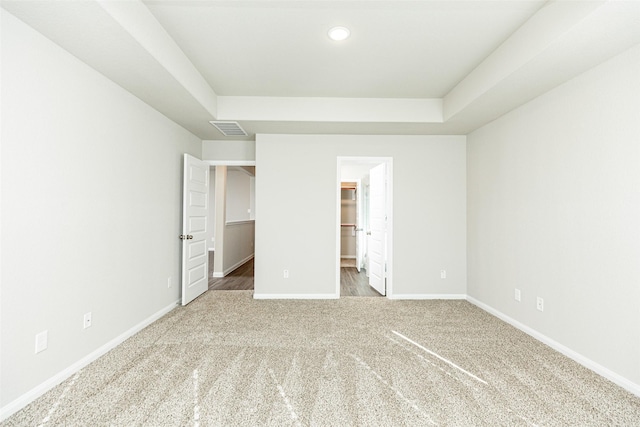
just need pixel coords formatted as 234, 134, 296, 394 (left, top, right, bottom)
4, 291, 640, 426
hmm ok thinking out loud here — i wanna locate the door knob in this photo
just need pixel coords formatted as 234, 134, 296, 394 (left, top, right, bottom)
179, 235, 194, 240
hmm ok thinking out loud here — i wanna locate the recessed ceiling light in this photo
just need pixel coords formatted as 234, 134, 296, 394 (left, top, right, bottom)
328, 26, 350, 41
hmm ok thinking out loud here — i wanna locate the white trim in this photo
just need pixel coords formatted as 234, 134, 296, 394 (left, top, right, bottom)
213, 254, 254, 278
466, 296, 640, 398
337, 157, 393, 298
0, 300, 180, 422
385, 160, 394, 297
335, 163, 342, 297
206, 160, 256, 166
226, 219, 255, 226
253, 293, 339, 300
223, 254, 254, 276
4, 293, 637, 421
389, 294, 467, 300
340, 255, 356, 259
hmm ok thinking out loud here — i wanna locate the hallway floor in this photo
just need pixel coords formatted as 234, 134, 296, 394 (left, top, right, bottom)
207, 254, 380, 296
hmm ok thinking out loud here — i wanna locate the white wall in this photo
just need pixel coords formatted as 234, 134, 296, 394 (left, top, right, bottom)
467, 44, 640, 389
222, 221, 255, 275
210, 166, 255, 276
250, 176, 256, 220
341, 164, 374, 182
202, 140, 255, 162
255, 134, 466, 297
202, 143, 255, 257
221, 169, 255, 275
226, 169, 252, 222
207, 167, 216, 250
0, 10, 201, 412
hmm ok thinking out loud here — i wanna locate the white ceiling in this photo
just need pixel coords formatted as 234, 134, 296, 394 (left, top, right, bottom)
144, 0, 544, 98
3, 0, 640, 140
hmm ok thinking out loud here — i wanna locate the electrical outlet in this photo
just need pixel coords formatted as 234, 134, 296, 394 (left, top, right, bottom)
536, 297, 544, 312
35, 330, 48, 354
283, 269, 289, 279
515, 289, 521, 302
440, 270, 446, 279
84, 312, 92, 329
167, 276, 172, 288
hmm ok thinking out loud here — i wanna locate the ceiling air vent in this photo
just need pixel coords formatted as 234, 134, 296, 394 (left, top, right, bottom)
209, 121, 248, 137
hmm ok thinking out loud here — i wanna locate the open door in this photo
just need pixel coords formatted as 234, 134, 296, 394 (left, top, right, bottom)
181, 154, 209, 305
368, 163, 386, 295
355, 180, 363, 272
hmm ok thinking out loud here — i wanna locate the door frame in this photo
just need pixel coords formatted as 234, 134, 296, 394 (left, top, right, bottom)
354, 178, 363, 273
336, 157, 393, 298
205, 160, 256, 278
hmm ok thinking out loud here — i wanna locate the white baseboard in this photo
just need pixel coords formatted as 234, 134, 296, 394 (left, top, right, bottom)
0, 299, 180, 422
252, 293, 465, 300
389, 293, 467, 300
4, 294, 637, 422
253, 293, 339, 300
212, 254, 254, 278
223, 254, 254, 276
466, 296, 640, 398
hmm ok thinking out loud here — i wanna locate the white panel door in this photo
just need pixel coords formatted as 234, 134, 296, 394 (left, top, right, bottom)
355, 180, 364, 272
368, 163, 386, 295
181, 154, 209, 306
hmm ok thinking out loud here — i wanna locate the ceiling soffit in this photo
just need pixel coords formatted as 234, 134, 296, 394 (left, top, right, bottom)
3, 0, 640, 140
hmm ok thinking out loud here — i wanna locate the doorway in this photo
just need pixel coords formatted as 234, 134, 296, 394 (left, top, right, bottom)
337, 157, 393, 297
207, 163, 256, 291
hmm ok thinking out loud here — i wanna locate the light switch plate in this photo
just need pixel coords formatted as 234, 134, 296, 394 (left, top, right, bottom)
35, 330, 48, 354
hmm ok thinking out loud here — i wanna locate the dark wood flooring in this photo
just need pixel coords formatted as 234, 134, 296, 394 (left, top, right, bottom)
207, 252, 381, 296
208, 252, 254, 290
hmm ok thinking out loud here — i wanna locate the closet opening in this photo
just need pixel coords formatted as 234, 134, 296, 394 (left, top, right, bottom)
337, 157, 393, 297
